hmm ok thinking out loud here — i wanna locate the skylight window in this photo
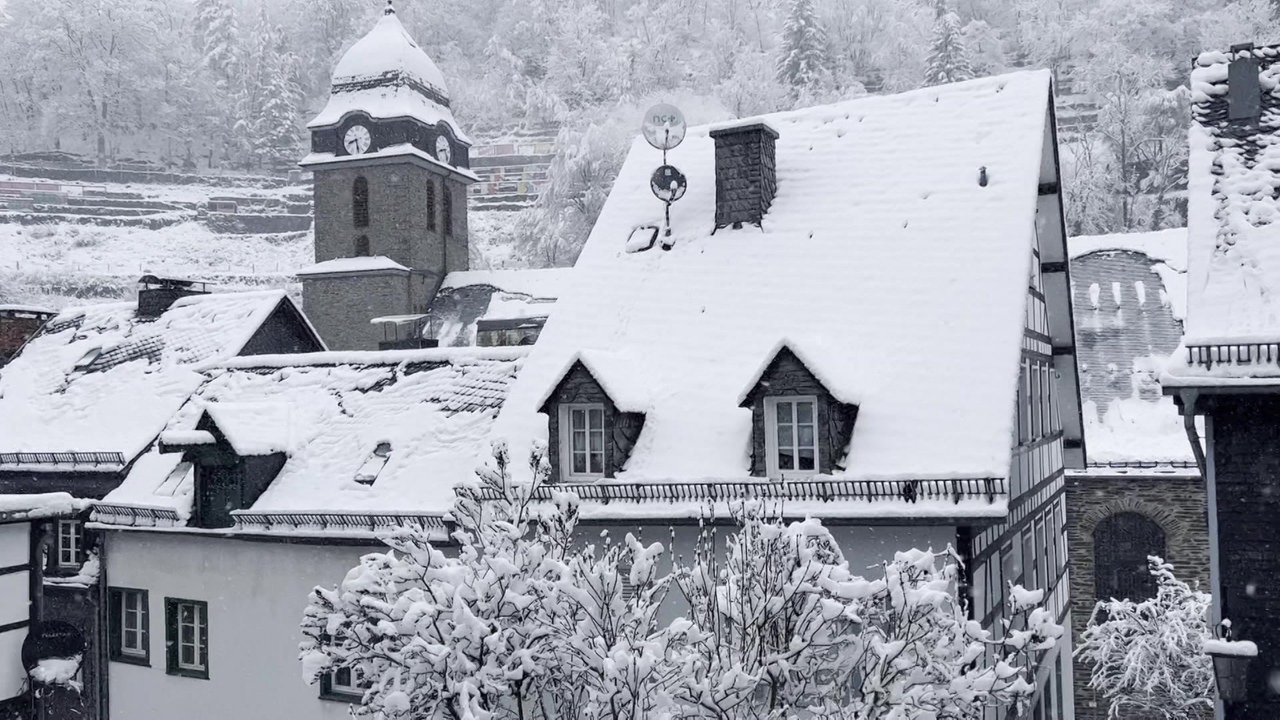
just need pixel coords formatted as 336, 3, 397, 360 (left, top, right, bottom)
354, 442, 391, 485
73, 347, 103, 370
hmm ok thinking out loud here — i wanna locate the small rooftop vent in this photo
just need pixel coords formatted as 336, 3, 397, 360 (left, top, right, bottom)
710, 121, 779, 230
1228, 42, 1262, 123
137, 275, 210, 318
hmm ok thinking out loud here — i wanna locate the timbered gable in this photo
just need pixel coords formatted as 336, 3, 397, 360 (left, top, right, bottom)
539, 360, 645, 481
739, 347, 858, 477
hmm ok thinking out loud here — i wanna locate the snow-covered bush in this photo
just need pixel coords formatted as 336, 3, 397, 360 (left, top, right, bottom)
1075, 556, 1214, 720
672, 508, 1062, 719
300, 442, 574, 720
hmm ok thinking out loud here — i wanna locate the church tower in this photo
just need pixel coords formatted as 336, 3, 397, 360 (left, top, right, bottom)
298, 0, 476, 351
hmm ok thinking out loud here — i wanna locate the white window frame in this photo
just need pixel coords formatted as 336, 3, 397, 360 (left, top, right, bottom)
764, 396, 820, 479
120, 589, 147, 658
330, 664, 366, 695
559, 403, 606, 481
176, 602, 207, 672
56, 520, 81, 568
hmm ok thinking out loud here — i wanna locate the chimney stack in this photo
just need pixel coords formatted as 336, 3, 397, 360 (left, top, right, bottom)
137, 275, 210, 317
710, 121, 779, 230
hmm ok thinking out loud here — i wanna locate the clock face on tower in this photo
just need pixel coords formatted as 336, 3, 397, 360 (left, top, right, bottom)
343, 125, 372, 155
435, 136, 452, 165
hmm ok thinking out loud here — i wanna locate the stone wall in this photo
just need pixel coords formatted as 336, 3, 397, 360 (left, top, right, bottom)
0, 315, 49, 366
300, 271, 411, 352
1066, 473, 1209, 719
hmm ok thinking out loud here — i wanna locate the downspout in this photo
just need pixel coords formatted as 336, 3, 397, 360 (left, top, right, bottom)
1181, 390, 1207, 477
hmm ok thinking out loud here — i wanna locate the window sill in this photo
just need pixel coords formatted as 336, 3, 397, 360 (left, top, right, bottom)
166, 667, 209, 680
110, 654, 150, 668
319, 690, 365, 703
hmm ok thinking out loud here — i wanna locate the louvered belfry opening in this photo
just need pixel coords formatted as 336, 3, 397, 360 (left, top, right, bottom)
710, 120, 779, 230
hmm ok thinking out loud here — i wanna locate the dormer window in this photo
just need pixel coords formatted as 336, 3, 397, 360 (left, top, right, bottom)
56, 519, 83, 569
765, 396, 819, 477
561, 404, 606, 479
740, 345, 859, 480
538, 358, 647, 483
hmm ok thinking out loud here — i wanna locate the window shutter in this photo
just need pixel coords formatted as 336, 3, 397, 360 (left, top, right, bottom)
165, 598, 177, 673
199, 605, 209, 675
141, 593, 150, 656
108, 589, 122, 658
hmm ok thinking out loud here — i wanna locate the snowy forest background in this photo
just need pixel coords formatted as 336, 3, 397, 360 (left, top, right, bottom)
0, 0, 1276, 258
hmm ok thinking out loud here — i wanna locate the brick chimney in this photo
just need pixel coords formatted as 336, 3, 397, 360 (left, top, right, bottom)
710, 120, 779, 230
137, 275, 210, 317
1228, 42, 1262, 122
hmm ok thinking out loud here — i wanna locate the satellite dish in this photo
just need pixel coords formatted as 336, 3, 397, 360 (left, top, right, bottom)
650, 165, 687, 203
642, 104, 687, 151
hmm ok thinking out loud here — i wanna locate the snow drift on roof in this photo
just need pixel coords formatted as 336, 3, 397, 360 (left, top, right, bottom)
440, 268, 575, 297
0, 291, 287, 460
1069, 227, 1187, 271
331, 11, 447, 100
106, 347, 527, 517
296, 255, 409, 276
428, 268, 574, 347
496, 71, 1053, 483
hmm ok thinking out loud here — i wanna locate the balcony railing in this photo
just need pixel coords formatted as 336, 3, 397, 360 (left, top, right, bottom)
231, 511, 448, 538
0, 451, 126, 467
472, 477, 1004, 506
1186, 342, 1280, 370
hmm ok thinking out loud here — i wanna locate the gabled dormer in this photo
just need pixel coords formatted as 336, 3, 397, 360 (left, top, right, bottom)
739, 344, 859, 479
537, 356, 646, 482
158, 406, 289, 528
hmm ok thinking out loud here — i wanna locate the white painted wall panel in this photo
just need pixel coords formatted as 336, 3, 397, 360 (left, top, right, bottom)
0, 572, 29, 627
0, 628, 27, 700
0, 524, 29, 567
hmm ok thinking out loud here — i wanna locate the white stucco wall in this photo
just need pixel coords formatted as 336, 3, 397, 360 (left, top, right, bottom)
103, 532, 370, 720
0, 522, 30, 701
103, 522, 958, 720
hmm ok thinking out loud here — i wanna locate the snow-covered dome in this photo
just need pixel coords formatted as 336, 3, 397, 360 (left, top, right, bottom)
306, 2, 468, 143
330, 6, 448, 98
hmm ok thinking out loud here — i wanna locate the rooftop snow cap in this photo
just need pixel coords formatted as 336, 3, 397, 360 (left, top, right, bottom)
710, 120, 779, 230
137, 275, 210, 318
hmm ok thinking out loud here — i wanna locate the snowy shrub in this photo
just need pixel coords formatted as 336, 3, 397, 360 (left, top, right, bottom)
1075, 556, 1214, 720
672, 507, 1062, 719
300, 442, 574, 720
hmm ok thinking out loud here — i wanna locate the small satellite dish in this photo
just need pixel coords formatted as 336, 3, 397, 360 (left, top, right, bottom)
642, 103, 687, 151
650, 165, 687, 203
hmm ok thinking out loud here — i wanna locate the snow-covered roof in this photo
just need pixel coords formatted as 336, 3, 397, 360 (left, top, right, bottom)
101, 347, 526, 520
306, 7, 469, 144
428, 268, 574, 347
0, 291, 292, 462
495, 71, 1055, 484
296, 255, 409, 277
0, 304, 56, 315
0, 493, 90, 523
1164, 45, 1280, 386
299, 143, 480, 181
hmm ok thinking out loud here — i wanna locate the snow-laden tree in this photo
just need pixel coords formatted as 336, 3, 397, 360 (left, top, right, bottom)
777, 0, 833, 103
923, 4, 974, 86
300, 442, 573, 720
193, 0, 238, 90
253, 35, 305, 171
673, 508, 1063, 719
1075, 556, 1214, 720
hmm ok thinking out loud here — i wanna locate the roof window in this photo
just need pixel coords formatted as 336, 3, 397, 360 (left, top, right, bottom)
73, 347, 102, 371
354, 442, 391, 485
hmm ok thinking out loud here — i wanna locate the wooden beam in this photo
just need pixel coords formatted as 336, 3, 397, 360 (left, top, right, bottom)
1040, 260, 1067, 274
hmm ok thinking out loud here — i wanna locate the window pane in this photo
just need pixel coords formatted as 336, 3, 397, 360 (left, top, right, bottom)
776, 401, 792, 423
589, 430, 602, 452
797, 401, 813, 423
571, 409, 585, 431
798, 449, 815, 470
335, 667, 352, 687
778, 450, 794, 470
589, 408, 603, 429
572, 454, 586, 474
589, 453, 603, 474
798, 424, 814, 448
777, 424, 793, 448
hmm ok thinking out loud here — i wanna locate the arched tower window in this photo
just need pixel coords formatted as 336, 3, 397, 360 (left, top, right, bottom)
354, 235, 370, 257
353, 177, 369, 228
442, 183, 453, 237
426, 180, 437, 232
1094, 512, 1165, 601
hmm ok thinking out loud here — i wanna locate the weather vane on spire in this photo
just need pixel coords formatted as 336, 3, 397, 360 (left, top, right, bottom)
384, 0, 395, 15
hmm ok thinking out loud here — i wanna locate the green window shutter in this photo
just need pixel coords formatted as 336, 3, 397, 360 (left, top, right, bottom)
140, 591, 150, 661
199, 603, 209, 677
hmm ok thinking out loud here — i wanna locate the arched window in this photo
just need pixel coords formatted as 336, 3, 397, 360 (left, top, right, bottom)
442, 183, 453, 237
426, 180, 437, 232
354, 235, 370, 257
1094, 512, 1165, 601
353, 177, 369, 228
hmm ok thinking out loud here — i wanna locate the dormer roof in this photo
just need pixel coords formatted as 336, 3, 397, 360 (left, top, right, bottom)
306, 6, 469, 144
496, 71, 1057, 484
